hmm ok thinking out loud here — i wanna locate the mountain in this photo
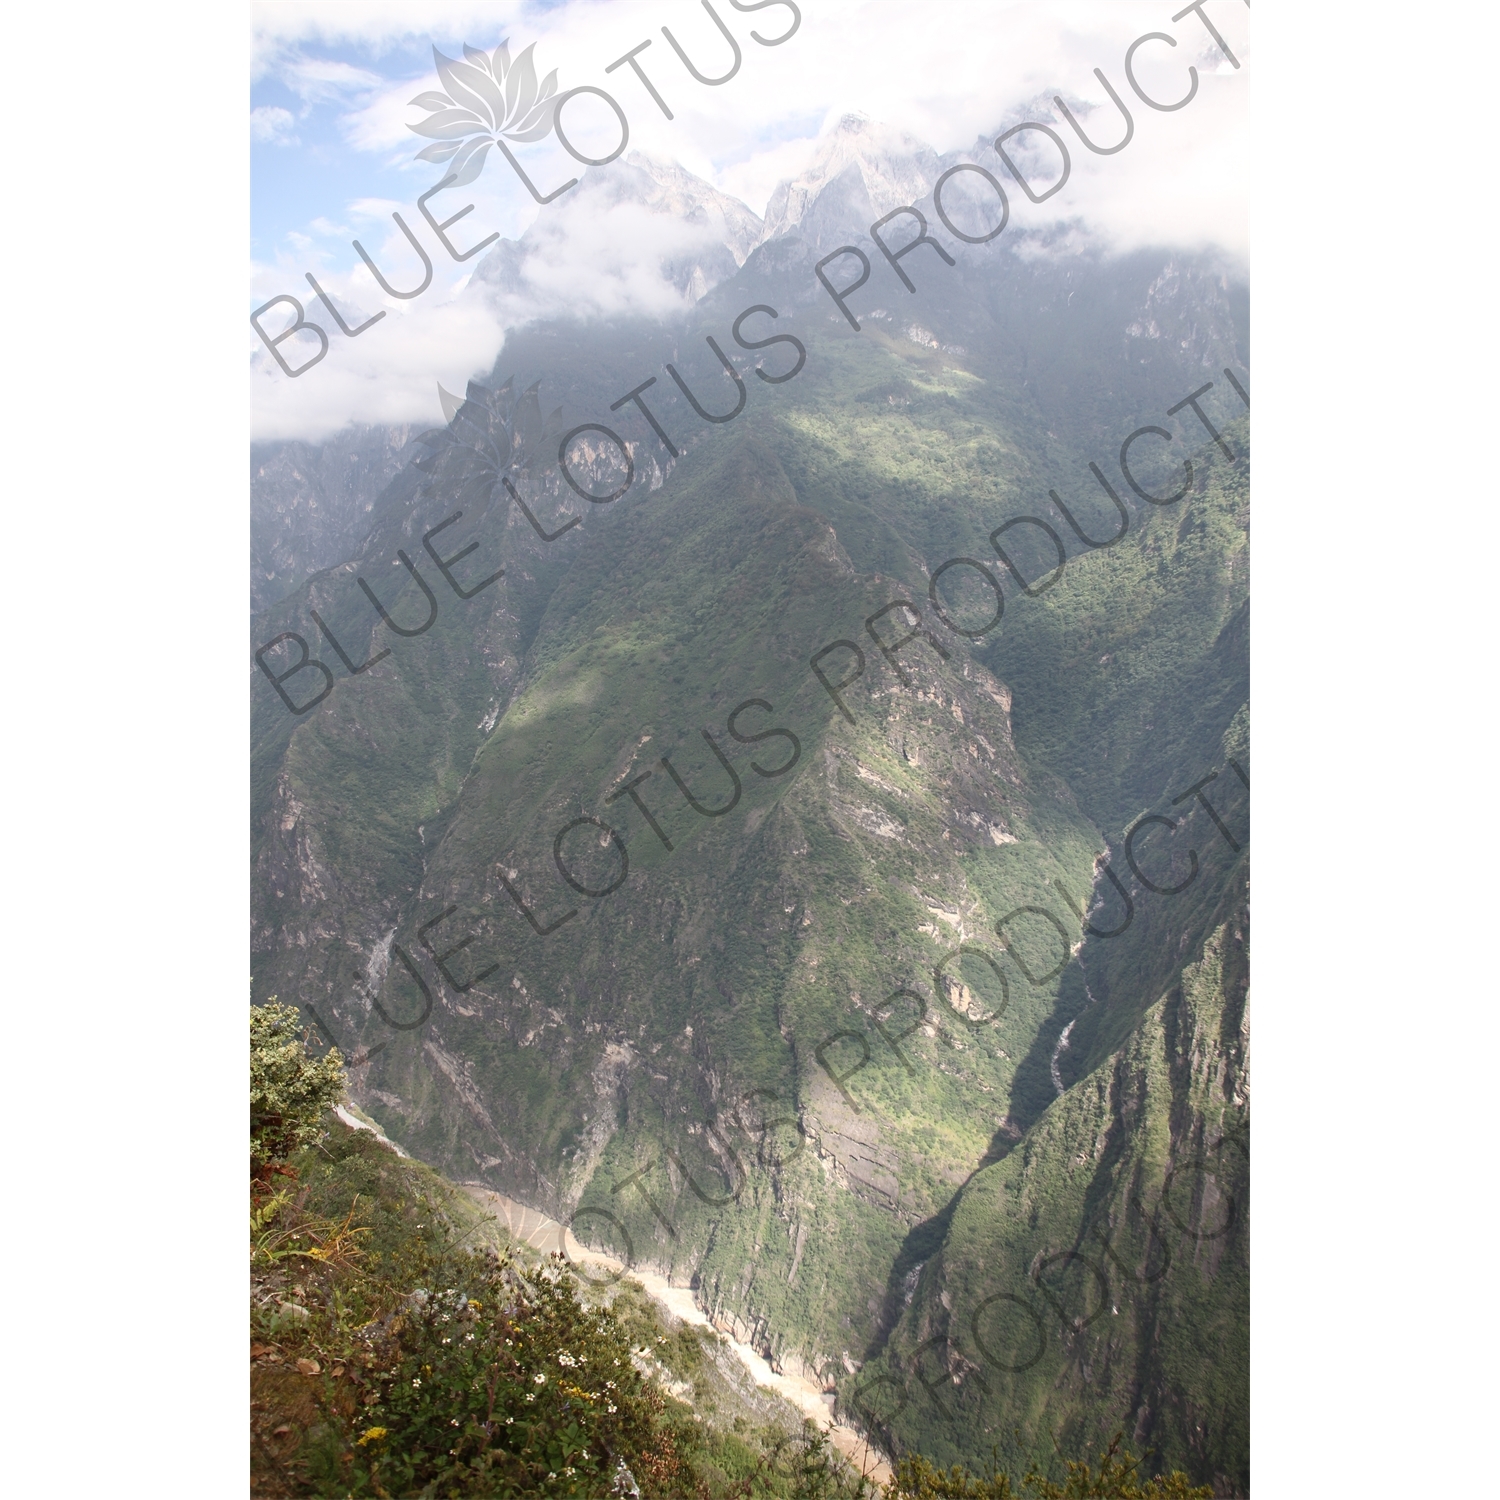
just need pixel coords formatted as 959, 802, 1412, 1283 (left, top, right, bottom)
250, 113, 1249, 1494
760, 116, 943, 252
251, 424, 420, 613
252, 154, 764, 614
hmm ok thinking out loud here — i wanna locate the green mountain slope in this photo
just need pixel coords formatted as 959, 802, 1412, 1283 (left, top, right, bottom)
251, 241, 1249, 1491
863, 861, 1248, 1496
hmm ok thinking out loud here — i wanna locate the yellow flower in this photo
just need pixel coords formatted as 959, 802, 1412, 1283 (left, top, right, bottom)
356, 1427, 388, 1446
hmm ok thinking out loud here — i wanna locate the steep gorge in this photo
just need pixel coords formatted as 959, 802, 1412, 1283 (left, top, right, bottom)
251, 131, 1249, 1489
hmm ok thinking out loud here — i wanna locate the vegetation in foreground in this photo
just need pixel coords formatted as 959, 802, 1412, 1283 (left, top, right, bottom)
885, 1448, 1209, 1499
249, 1005, 1211, 1498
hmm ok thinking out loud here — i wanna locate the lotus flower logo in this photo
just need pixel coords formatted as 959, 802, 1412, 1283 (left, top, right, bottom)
408, 42, 560, 186
417, 377, 565, 488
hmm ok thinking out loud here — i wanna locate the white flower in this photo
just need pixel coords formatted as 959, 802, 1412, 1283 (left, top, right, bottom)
534, 1372, 546, 1384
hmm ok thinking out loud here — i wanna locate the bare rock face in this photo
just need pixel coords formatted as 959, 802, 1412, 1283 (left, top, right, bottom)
760, 115, 943, 252
251, 424, 420, 613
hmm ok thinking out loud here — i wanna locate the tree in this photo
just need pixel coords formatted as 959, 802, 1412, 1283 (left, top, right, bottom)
250, 1000, 345, 1177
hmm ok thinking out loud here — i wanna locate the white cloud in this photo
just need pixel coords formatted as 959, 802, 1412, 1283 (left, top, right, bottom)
487, 194, 728, 326
250, 270, 509, 442
712, 129, 824, 222
252, 0, 553, 67
250, 105, 297, 145
340, 71, 438, 155
346, 198, 407, 220
288, 55, 384, 104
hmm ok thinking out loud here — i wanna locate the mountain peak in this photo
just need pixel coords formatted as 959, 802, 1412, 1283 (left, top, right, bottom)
620, 150, 764, 266
760, 116, 944, 251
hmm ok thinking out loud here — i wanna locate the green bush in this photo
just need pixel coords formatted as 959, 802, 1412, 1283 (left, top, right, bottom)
251, 1000, 345, 1176
324, 1249, 677, 1498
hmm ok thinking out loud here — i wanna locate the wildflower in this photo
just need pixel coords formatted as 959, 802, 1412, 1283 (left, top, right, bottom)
451, 1418, 460, 1426
356, 1427, 388, 1446
506, 1417, 514, 1424
534, 1372, 546, 1384
412, 1378, 421, 1387
526, 1393, 535, 1403
607, 1404, 617, 1413
548, 1473, 557, 1481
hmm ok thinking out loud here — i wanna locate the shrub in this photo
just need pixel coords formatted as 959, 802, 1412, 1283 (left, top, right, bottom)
329, 1251, 675, 1498
251, 1000, 345, 1177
